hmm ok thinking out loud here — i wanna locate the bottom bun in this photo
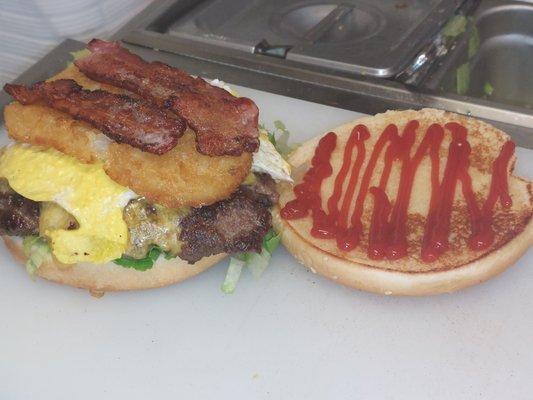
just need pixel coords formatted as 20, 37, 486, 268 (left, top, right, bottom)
273, 207, 532, 296
2, 236, 226, 293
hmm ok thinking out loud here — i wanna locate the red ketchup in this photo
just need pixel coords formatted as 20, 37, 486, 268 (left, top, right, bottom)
280, 120, 515, 262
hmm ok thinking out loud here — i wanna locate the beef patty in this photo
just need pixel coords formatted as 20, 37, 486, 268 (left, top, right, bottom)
0, 174, 278, 263
0, 179, 40, 236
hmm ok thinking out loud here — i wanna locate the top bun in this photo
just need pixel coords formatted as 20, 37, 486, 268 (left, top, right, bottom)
273, 108, 533, 295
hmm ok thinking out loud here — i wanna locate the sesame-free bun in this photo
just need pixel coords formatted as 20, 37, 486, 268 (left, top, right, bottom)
2, 236, 225, 293
273, 109, 533, 295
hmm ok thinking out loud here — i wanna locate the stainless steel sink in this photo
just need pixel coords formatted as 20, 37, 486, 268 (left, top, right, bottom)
424, 0, 533, 109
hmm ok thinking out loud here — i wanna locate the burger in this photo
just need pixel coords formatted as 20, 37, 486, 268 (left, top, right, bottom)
0, 39, 291, 294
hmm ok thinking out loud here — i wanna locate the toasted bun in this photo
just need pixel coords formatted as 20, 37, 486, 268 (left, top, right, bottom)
2, 236, 225, 293
274, 108, 533, 295
3, 66, 252, 208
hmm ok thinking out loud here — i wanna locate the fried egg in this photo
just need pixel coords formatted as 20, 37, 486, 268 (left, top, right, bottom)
253, 131, 293, 182
0, 144, 135, 264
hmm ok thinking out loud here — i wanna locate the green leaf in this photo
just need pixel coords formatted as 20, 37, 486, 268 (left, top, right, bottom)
273, 120, 300, 158
148, 246, 162, 261
70, 49, 90, 60
163, 250, 176, 260
456, 62, 470, 95
113, 246, 162, 271
263, 229, 281, 254
484, 82, 494, 96
261, 119, 301, 160
468, 25, 480, 58
221, 257, 245, 294
268, 131, 277, 147
275, 131, 294, 157
66, 49, 91, 68
274, 120, 286, 131
22, 236, 51, 277
246, 249, 271, 279
113, 256, 153, 271
442, 15, 467, 38
233, 252, 250, 262
220, 229, 281, 293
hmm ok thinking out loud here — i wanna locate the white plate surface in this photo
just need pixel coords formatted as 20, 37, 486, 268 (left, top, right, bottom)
1, 85, 532, 400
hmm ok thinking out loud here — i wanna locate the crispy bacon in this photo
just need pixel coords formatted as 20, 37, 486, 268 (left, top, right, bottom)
75, 39, 260, 156
4, 79, 185, 155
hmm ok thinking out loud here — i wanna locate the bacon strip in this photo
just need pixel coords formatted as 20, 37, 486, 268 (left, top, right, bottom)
4, 79, 185, 155
75, 39, 260, 156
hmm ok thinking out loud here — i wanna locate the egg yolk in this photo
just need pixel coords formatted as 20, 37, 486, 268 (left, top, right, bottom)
0, 144, 134, 264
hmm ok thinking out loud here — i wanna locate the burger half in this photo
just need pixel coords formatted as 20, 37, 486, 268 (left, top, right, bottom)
0, 39, 291, 294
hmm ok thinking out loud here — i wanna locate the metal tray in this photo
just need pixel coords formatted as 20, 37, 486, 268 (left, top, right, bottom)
163, 0, 463, 77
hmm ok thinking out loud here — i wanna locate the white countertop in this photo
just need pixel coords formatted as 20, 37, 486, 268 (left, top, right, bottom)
1, 83, 532, 400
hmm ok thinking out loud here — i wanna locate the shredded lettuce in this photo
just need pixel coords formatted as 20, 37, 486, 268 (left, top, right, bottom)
456, 62, 470, 95
70, 49, 90, 61
263, 120, 300, 159
452, 18, 478, 96
442, 15, 467, 38
221, 257, 246, 294
22, 236, 51, 277
484, 82, 494, 96
113, 246, 175, 271
468, 24, 480, 58
221, 229, 281, 293
246, 250, 270, 279
263, 229, 281, 254
66, 49, 91, 68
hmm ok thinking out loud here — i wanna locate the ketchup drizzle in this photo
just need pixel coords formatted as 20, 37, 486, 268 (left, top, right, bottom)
394, 124, 443, 258
280, 121, 515, 262
280, 132, 336, 221
334, 125, 370, 250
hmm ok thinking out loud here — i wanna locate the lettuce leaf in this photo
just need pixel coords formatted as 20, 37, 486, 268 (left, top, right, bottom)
66, 49, 91, 68
456, 62, 470, 95
442, 15, 467, 38
263, 229, 281, 254
22, 236, 51, 277
263, 120, 300, 159
221, 229, 281, 293
70, 49, 90, 61
113, 246, 176, 271
484, 82, 494, 96
246, 249, 271, 279
468, 24, 480, 58
221, 257, 246, 294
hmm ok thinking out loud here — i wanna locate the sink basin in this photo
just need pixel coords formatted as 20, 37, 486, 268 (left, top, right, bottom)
425, 0, 533, 109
